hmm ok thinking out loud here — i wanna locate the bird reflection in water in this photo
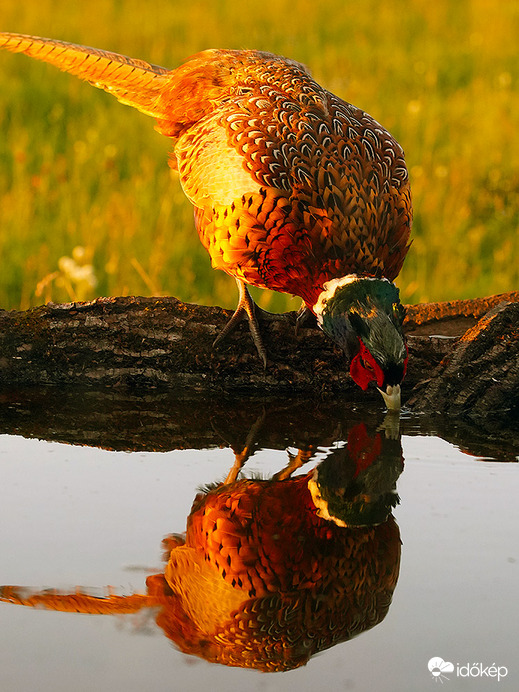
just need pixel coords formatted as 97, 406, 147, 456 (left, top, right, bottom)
1, 416, 403, 672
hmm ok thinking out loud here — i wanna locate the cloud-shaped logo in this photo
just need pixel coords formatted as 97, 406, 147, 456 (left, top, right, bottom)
428, 657, 454, 682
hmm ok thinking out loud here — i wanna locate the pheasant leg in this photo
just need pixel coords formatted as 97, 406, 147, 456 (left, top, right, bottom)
214, 279, 290, 366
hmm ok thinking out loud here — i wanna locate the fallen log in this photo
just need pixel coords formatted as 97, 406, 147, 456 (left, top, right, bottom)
409, 300, 519, 425
0, 292, 517, 416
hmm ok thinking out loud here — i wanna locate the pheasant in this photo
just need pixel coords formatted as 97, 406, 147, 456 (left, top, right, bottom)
0, 34, 412, 409
0, 422, 402, 671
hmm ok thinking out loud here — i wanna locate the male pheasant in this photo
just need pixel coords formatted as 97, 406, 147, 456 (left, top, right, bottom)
0, 34, 412, 408
0, 422, 402, 671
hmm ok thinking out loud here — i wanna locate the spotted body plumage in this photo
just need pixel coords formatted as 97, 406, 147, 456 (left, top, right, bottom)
172, 52, 411, 306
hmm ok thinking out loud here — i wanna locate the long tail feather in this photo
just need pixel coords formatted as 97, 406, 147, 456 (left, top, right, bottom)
0, 32, 171, 119
0, 584, 155, 614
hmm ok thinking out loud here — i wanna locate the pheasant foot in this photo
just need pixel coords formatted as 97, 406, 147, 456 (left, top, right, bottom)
213, 279, 269, 366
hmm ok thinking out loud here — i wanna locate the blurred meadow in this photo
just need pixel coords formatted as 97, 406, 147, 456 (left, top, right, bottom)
0, 0, 518, 311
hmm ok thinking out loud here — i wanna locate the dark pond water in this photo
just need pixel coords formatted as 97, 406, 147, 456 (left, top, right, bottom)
0, 390, 517, 692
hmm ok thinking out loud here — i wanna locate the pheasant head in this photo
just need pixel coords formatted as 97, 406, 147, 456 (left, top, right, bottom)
314, 276, 408, 410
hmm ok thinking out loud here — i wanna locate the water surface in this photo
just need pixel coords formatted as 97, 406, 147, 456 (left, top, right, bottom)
0, 391, 517, 691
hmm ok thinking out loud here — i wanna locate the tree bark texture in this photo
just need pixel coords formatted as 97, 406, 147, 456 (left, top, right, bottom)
0, 291, 517, 425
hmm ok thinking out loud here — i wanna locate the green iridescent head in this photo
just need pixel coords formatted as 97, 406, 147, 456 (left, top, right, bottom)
307, 421, 403, 527
314, 275, 408, 409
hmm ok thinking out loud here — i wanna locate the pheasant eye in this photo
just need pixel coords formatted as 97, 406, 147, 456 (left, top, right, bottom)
362, 357, 375, 373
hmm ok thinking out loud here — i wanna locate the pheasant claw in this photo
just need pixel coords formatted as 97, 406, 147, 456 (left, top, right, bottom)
213, 279, 268, 367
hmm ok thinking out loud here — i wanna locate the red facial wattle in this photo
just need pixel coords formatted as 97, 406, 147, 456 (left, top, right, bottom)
349, 339, 385, 390
347, 423, 383, 477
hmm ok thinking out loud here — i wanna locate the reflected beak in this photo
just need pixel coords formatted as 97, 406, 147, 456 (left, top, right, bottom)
377, 384, 401, 411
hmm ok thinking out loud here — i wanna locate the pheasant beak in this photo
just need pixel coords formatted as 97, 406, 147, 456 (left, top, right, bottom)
377, 384, 401, 412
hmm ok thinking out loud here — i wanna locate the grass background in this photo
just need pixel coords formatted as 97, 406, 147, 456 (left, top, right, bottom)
0, 0, 518, 311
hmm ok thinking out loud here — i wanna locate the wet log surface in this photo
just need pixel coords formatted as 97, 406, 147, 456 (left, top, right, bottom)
0, 291, 517, 426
